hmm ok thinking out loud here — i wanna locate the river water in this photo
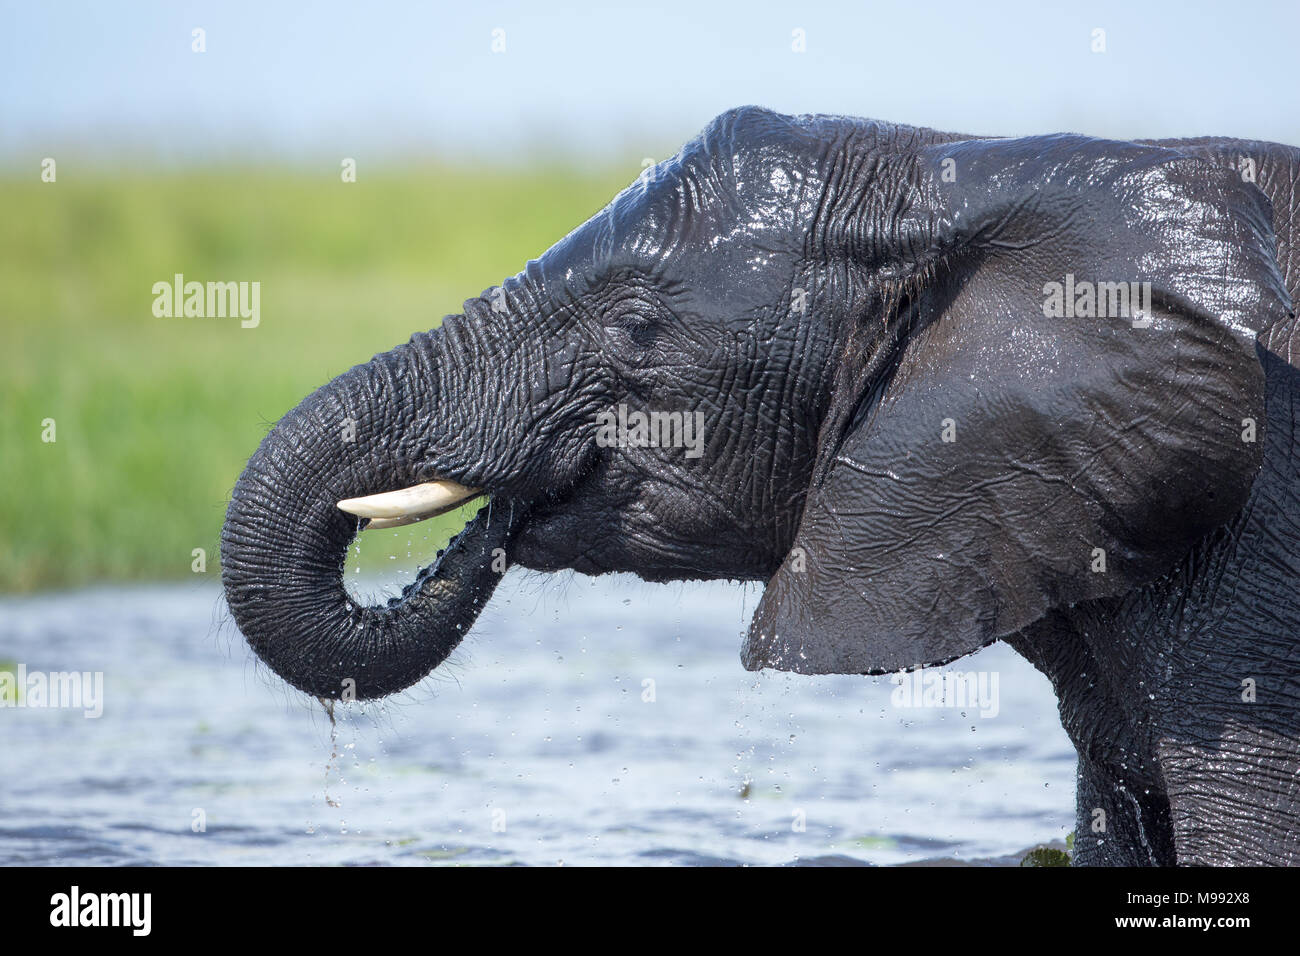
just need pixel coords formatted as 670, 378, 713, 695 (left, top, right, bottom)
0, 572, 1075, 865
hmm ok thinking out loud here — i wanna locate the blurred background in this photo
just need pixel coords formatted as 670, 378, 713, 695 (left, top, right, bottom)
1, 0, 1295, 865
3, 0, 1298, 590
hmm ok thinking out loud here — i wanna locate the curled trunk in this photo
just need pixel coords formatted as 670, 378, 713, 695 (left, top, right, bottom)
220, 338, 517, 700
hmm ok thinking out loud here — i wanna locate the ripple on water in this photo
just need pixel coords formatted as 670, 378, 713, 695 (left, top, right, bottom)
0, 576, 1075, 865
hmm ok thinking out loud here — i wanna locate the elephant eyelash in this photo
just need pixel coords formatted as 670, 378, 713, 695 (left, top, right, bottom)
606, 309, 660, 347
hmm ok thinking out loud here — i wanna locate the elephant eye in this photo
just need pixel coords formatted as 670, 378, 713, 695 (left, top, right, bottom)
608, 309, 659, 348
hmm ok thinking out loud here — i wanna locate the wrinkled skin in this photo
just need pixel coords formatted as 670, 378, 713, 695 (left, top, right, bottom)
222, 107, 1300, 865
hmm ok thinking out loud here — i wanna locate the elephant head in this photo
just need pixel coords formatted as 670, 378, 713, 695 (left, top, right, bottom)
222, 107, 1290, 713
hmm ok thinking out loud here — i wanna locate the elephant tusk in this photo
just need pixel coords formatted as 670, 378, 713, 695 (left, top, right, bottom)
338, 480, 482, 525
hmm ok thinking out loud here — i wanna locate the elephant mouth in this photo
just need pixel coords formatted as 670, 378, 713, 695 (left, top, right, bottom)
335, 454, 603, 579
338, 478, 485, 530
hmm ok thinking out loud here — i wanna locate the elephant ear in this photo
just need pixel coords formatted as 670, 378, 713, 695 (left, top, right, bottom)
744, 136, 1291, 675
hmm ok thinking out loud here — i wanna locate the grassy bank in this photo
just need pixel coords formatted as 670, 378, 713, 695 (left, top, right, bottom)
0, 165, 630, 591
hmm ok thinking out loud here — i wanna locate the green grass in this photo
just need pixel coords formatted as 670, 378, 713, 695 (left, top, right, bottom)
1019, 845, 1071, 867
0, 164, 631, 592
0, 658, 17, 705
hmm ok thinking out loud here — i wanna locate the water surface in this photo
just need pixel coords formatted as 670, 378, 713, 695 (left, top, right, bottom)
0, 573, 1075, 865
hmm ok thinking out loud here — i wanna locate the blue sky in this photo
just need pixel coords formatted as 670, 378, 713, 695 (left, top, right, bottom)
3, 0, 1297, 167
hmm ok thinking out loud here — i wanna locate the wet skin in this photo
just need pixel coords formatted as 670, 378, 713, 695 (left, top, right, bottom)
222, 108, 1300, 865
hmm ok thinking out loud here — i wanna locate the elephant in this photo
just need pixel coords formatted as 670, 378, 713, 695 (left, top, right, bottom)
221, 107, 1300, 866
